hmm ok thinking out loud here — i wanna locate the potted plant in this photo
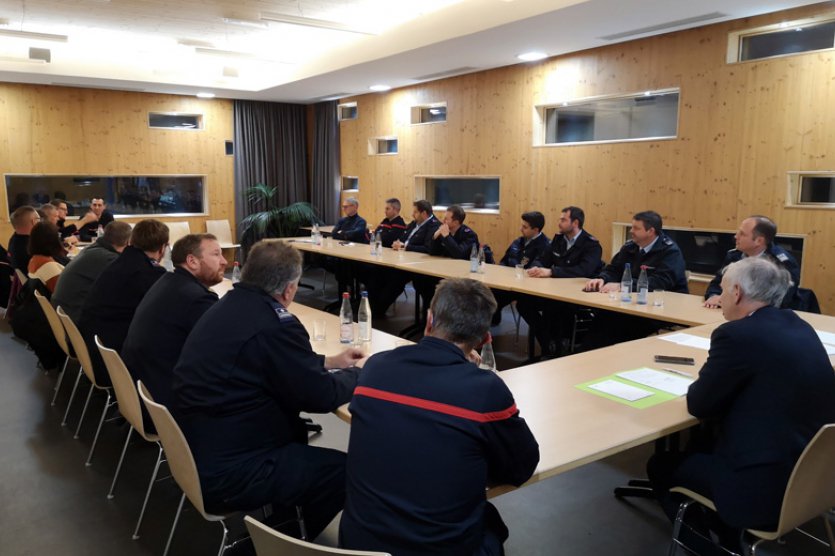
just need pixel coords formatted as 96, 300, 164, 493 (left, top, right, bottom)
239, 183, 322, 257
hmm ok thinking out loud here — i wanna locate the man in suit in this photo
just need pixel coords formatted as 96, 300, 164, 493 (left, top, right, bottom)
122, 233, 226, 424
340, 278, 539, 555
703, 215, 799, 309
647, 257, 835, 548
516, 206, 604, 357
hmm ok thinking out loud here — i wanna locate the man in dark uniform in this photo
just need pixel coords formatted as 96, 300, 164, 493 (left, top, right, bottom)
172, 240, 364, 540
516, 206, 604, 357
122, 234, 226, 425
355, 198, 408, 310
703, 215, 799, 309
51, 199, 97, 240
79, 219, 169, 386
8, 206, 40, 271
582, 210, 688, 350
647, 257, 835, 552
78, 198, 115, 242
331, 197, 368, 243
490, 211, 550, 326
340, 278, 539, 555
370, 198, 407, 247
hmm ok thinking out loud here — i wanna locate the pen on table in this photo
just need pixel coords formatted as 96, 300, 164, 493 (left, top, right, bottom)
661, 367, 693, 378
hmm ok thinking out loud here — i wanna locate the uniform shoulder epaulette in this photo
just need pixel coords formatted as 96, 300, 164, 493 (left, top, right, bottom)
273, 306, 296, 322
661, 235, 675, 245
586, 234, 599, 243
775, 252, 789, 262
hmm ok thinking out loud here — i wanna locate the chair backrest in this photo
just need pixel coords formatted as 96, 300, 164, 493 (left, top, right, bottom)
244, 516, 391, 556
205, 219, 235, 245
167, 221, 192, 247
15, 268, 28, 285
95, 337, 158, 442
137, 381, 212, 520
35, 292, 72, 357
56, 306, 99, 386
770, 424, 835, 536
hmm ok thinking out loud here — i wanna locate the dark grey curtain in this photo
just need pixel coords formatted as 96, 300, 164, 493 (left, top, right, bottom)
311, 101, 341, 225
233, 100, 308, 230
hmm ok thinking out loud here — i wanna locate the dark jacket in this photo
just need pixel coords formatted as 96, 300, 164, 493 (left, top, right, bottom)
687, 306, 835, 528
341, 337, 539, 556
705, 246, 800, 308
332, 214, 368, 243
400, 215, 441, 254
79, 246, 166, 385
7, 233, 30, 271
172, 283, 359, 508
430, 225, 479, 260
51, 238, 120, 323
372, 216, 408, 248
532, 230, 604, 278
598, 234, 688, 293
78, 210, 115, 242
499, 233, 549, 268
122, 268, 218, 415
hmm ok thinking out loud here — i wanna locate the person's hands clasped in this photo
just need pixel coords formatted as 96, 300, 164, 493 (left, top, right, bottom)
325, 347, 366, 370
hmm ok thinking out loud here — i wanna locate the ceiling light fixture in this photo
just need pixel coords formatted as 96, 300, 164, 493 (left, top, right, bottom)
222, 17, 269, 29
0, 28, 69, 42
196, 92, 216, 99
517, 51, 547, 62
260, 12, 377, 35
369, 84, 391, 92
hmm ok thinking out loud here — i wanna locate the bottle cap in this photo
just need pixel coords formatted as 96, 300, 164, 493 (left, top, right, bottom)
342, 292, 350, 298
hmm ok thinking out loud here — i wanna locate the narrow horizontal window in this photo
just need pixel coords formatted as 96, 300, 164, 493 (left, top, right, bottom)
417, 176, 500, 212
368, 137, 398, 155
411, 103, 447, 124
535, 89, 679, 146
148, 112, 203, 130
342, 176, 359, 191
787, 172, 835, 208
738, 20, 835, 62
338, 102, 357, 121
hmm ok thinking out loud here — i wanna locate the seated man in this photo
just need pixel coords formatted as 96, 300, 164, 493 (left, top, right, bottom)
77, 197, 115, 242
51, 198, 97, 241
582, 210, 688, 350
8, 206, 40, 271
647, 257, 835, 547
122, 233, 226, 417
490, 211, 550, 326
430, 204, 479, 260
173, 240, 364, 540
331, 197, 367, 243
356, 198, 407, 316
371, 198, 407, 247
703, 215, 799, 309
52, 221, 132, 323
79, 219, 169, 386
516, 206, 604, 357
340, 278, 539, 555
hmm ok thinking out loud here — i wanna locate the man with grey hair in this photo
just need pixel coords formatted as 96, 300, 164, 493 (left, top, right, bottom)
173, 240, 364, 541
331, 196, 367, 243
341, 278, 540, 555
647, 257, 835, 550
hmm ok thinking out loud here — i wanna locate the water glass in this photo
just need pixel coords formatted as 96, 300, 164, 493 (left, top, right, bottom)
313, 319, 327, 341
514, 264, 524, 279
653, 290, 665, 307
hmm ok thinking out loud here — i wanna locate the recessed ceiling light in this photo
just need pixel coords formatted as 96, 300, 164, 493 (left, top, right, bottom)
222, 17, 269, 29
369, 84, 391, 92
196, 92, 216, 99
517, 51, 547, 62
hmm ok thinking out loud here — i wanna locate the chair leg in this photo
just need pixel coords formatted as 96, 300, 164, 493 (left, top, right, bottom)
85, 390, 114, 466
668, 500, 693, 556
61, 368, 84, 426
107, 426, 134, 498
825, 511, 835, 556
74, 383, 95, 439
296, 506, 307, 541
217, 520, 230, 556
51, 356, 70, 406
163, 492, 186, 556
132, 444, 164, 540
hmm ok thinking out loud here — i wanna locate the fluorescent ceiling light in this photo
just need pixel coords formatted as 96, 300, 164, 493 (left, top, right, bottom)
222, 17, 269, 29
0, 55, 47, 64
260, 12, 377, 35
369, 84, 391, 92
196, 92, 216, 98
0, 28, 69, 42
517, 51, 547, 62
195, 47, 258, 59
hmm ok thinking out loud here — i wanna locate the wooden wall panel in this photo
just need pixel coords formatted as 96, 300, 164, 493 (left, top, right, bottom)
0, 84, 235, 245
339, 4, 835, 313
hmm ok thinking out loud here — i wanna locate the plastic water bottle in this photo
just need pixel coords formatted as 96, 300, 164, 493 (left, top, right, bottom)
374, 231, 382, 256
231, 261, 241, 283
339, 293, 354, 344
636, 267, 649, 305
369, 229, 377, 255
479, 342, 497, 372
358, 291, 372, 342
620, 263, 633, 302
96, 224, 104, 239
469, 244, 479, 273
312, 222, 322, 245
477, 244, 486, 274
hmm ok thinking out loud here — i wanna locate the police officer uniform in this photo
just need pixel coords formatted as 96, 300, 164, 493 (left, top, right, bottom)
172, 282, 359, 539
705, 245, 800, 308
491, 233, 550, 325
340, 337, 539, 556
430, 224, 479, 260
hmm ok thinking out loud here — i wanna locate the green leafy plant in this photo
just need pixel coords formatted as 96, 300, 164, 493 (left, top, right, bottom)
239, 184, 321, 254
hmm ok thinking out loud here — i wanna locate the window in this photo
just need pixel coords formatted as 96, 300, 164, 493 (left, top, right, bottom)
5, 174, 207, 217
535, 89, 679, 146
342, 176, 359, 191
417, 176, 500, 212
411, 103, 447, 124
729, 15, 835, 63
338, 102, 358, 121
368, 137, 398, 155
148, 112, 203, 129
787, 172, 835, 208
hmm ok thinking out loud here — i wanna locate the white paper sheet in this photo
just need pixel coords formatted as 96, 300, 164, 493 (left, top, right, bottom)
658, 333, 711, 351
617, 367, 694, 397
824, 344, 835, 356
587, 379, 654, 402
815, 330, 835, 347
